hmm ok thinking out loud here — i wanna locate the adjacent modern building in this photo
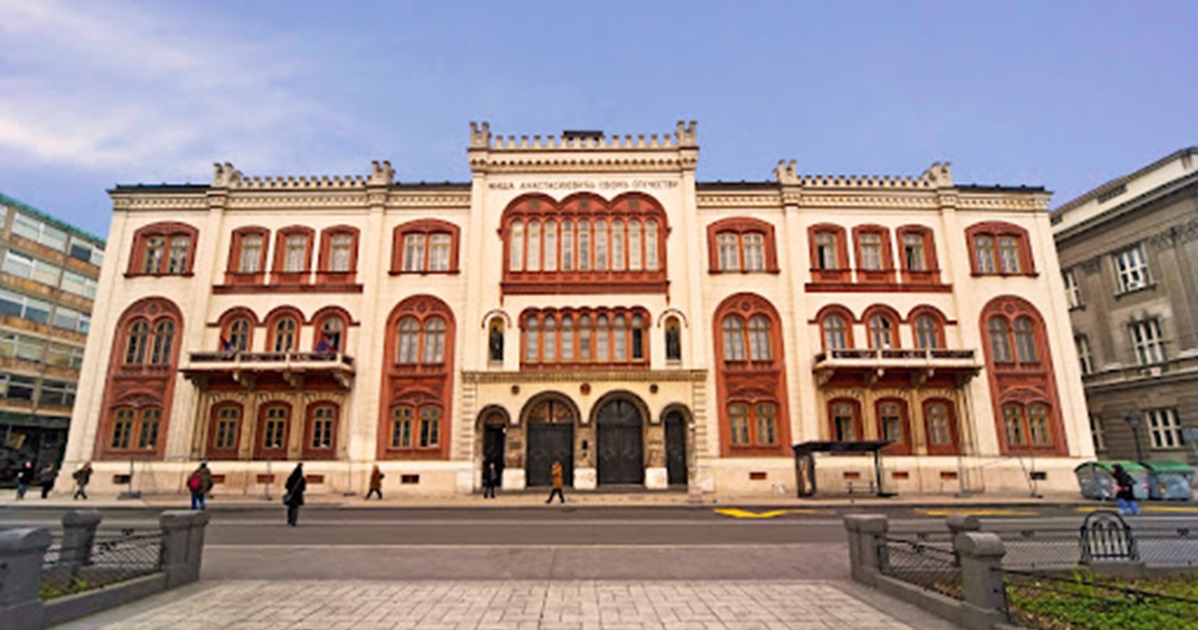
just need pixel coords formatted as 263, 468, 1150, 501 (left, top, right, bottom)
1052, 147, 1198, 465
62, 122, 1092, 498
0, 192, 104, 483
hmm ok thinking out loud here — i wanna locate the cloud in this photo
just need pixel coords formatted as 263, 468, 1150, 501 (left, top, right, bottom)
0, 0, 335, 178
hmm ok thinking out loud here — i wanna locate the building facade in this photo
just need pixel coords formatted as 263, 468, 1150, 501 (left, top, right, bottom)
62, 123, 1092, 497
1052, 147, 1198, 465
0, 193, 104, 483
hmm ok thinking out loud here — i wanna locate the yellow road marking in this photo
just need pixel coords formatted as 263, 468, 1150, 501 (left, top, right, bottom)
1074, 506, 1120, 513
916, 509, 1038, 517
713, 508, 815, 518
1141, 505, 1198, 513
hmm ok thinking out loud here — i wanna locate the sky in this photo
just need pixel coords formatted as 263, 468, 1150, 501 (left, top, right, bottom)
0, 0, 1195, 239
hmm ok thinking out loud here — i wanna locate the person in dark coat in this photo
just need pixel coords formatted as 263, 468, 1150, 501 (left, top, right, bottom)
38, 464, 58, 499
15, 461, 35, 499
284, 463, 307, 526
483, 462, 499, 499
73, 462, 93, 500
187, 463, 214, 510
1112, 463, 1140, 516
365, 465, 384, 500
545, 459, 565, 504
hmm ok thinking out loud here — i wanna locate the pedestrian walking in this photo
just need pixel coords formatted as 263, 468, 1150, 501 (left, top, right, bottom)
365, 464, 384, 500
15, 461, 35, 499
187, 463, 213, 510
545, 459, 565, 504
38, 464, 58, 499
1112, 463, 1140, 516
284, 463, 306, 526
483, 462, 499, 499
72, 462, 93, 500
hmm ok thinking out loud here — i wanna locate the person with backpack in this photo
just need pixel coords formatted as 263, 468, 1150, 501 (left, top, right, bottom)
72, 462, 93, 500
1112, 463, 1140, 516
38, 464, 58, 499
187, 463, 213, 510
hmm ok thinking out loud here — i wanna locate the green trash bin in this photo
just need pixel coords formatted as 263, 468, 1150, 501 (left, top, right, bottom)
1075, 461, 1149, 501
1144, 461, 1195, 501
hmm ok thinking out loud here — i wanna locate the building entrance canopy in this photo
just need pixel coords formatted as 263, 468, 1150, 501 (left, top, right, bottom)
791, 440, 895, 498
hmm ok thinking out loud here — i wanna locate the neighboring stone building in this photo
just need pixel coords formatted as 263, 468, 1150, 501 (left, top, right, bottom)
0, 193, 104, 483
1052, 147, 1198, 465
61, 122, 1091, 498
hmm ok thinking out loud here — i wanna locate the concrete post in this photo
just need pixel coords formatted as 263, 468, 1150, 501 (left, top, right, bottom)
159, 510, 210, 589
954, 531, 1008, 630
60, 510, 102, 572
945, 513, 981, 536
0, 528, 52, 630
843, 514, 888, 585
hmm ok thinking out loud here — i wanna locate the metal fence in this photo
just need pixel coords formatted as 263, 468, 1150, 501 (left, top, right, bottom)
877, 533, 963, 600
40, 530, 164, 600
992, 525, 1198, 569
1000, 568, 1198, 630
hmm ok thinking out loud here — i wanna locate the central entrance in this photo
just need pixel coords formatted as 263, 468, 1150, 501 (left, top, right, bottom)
596, 399, 644, 485
526, 397, 575, 487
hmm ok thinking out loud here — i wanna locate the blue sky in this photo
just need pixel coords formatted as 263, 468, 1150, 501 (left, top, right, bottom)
1, 0, 1194, 238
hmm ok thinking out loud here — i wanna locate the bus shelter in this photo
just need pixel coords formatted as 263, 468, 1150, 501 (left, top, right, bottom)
792, 440, 895, 498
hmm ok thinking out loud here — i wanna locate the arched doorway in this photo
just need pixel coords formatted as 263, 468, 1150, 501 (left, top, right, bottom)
478, 406, 509, 488
525, 397, 575, 487
596, 398, 645, 485
664, 410, 688, 486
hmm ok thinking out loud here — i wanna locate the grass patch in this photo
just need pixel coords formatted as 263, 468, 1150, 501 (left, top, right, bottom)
39, 576, 95, 601
1007, 571, 1198, 630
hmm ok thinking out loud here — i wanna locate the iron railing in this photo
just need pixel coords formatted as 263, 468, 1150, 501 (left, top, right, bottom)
877, 533, 963, 600
40, 530, 164, 600
992, 526, 1198, 569
1000, 567, 1198, 630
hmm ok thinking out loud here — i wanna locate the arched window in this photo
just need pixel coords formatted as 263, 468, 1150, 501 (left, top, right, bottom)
423, 317, 446, 363
561, 220, 574, 271
809, 224, 850, 283
273, 226, 315, 277
988, 317, 1012, 362
226, 226, 269, 284
393, 220, 460, 274
318, 226, 360, 282
612, 220, 625, 271
578, 220, 591, 270
967, 222, 1035, 275
594, 220, 608, 271
868, 314, 896, 349
130, 223, 198, 276
389, 403, 442, 450
227, 318, 251, 352
544, 220, 557, 272
150, 320, 175, 365
717, 233, 739, 271
897, 226, 940, 284
914, 314, 941, 349
628, 220, 641, 270
208, 403, 242, 458
748, 315, 772, 361
524, 314, 539, 362
398, 317, 420, 364
318, 316, 344, 352
722, 317, 746, 361
125, 320, 150, 364
631, 314, 645, 360
561, 316, 574, 361
645, 219, 659, 270
405, 233, 427, 271
527, 220, 541, 271
708, 219, 778, 273
272, 318, 297, 353
488, 317, 505, 363
612, 314, 626, 360
596, 315, 610, 361
830, 399, 861, 442
579, 315, 592, 360
822, 314, 848, 350
1014, 316, 1038, 363
543, 316, 557, 362
256, 403, 290, 458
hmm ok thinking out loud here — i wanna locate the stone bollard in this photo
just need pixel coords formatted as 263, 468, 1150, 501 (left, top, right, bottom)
159, 510, 211, 589
953, 531, 1008, 630
0, 528, 52, 630
843, 514, 888, 586
60, 510, 102, 573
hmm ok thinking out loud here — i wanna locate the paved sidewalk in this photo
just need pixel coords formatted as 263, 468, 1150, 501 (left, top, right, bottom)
53, 579, 956, 630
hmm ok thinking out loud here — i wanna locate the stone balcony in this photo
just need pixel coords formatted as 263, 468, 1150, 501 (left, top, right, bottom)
181, 351, 355, 390
813, 347, 982, 387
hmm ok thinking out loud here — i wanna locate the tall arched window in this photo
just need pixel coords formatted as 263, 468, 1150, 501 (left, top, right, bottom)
524, 315, 539, 361
125, 320, 150, 364
543, 316, 557, 362
393, 220, 460, 274
612, 314, 626, 360
665, 316, 681, 361
822, 314, 848, 350
227, 318, 251, 352
612, 220, 625, 271
714, 293, 790, 455
631, 314, 645, 360
561, 315, 574, 361
510, 221, 524, 271
868, 314, 896, 349
629, 220, 642, 270
645, 219, 659, 270
915, 314, 941, 349
527, 220, 541, 271
318, 316, 344, 352
981, 296, 1063, 455
129, 223, 198, 276
830, 399, 861, 442
544, 220, 557, 272
594, 220, 608, 271
596, 315, 610, 361
381, 295, 456, 460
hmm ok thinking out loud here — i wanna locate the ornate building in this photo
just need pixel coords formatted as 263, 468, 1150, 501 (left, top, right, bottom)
62, 123, 1092, 497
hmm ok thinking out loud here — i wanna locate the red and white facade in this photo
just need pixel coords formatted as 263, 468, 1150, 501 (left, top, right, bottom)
62, 122, 1092, 497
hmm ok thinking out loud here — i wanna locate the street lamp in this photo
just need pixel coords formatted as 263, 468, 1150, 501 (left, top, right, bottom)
1124, 412, 1145, 463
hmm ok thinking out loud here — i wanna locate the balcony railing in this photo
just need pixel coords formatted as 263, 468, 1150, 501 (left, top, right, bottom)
814, 348, 977, 365
188, 351, 354, 367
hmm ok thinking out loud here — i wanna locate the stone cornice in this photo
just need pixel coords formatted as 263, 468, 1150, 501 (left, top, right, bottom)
696, 192, 781, 209
112, 195, 208, 210
462, 369, 707, 384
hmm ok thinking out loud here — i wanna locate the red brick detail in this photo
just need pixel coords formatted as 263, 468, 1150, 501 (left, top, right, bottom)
271, 225, 316, 284
316, 225, 360, 284
965, 221, 1037, 276
713, 293, 791, 457
851, 224, 896, 284
896, 224, 942, 284
126, 222, 200, 277
378, 295, 455, 461
807, 224, 851, 284
390, 219, 461, 274
225, 226, 270, 285
706, 217, 780, 274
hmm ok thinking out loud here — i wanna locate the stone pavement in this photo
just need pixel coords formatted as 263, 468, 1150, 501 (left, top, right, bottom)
54, 579, 956, 630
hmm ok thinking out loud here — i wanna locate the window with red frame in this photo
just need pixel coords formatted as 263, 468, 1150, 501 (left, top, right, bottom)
727, 401, 778, 446
130, 223, 197, 276
389, 404, 441, 449
226, 227, 270, 283
395, 316, 446, 365
897, 227, 940, 283
866, 312, 899, 349
306, 403, 337, 455
274, 228, 314, 277
207, 403, 242, 458
853, 226, 895, 282
522, 309, 648, 366
924, 400, 959, 454
318, 228, 359, 281
256, 404, 290, 457
708, 219, 777, 273
967, 223, 1034, 275
270, 317, 299, 353
987, 314, 1040, 365
912, 313, 944, 349
1002, 402, 1053, 448
393, 220, 460, 274
878, 399, 909, 453
315, 316, 345, 352
829, 399, 862, 442
108, 407, 161, 451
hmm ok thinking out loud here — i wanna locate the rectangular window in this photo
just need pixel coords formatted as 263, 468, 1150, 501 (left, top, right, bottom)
756, 403, 777, 445
717, 233, 739, 271
2, 250, 34, 279
974, 236, 996, 273
998, 236, 1021, 273
645, 220, 659, 271
11, 213, 43, 242
815, 233, 838, 270
138, 409, 161, 450
215, 408, 240, 449
311, 408, 334, 449
167, 236, 190, 273
1063, 269, 1082, 309
404, 234, 426, 272
1114, 244, 1150, 293
428, 234, 450, 271
1028, 405, 1051, 446
880, 403, 903, 444
1089, 415, 1105, 451
859, 233, 883, 270
38, 380, 76, 406
594, 220, 607, 271
1130, 318, 1165, 366
729, 404, 750, 445
239, 235, 263, 273
1, 374, 36, 400
903, 234, 926, 271
1075, 335, 1094, 376
578, 222, 590, 271
927, 404, 952, 446
419, 407, 440, 448
283, 234, 308, 272
391, 407, 413, 448
23, 297, 51, 325
1147, 408, 1183, 449
561, 222, 574, 271
743, 233, 765, 271
60, 270, 95, 299
263, 420, 286, 449
111, 410, 134, 449
1003, 405, 1026, 446
833, 404, 856, 442
329, 233, 353, 272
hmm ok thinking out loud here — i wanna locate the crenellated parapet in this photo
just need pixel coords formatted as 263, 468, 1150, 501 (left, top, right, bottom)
468, 121, 699, 174
209, 161, 394, 190
470, 121, 697, 151
773, 160, 954, 189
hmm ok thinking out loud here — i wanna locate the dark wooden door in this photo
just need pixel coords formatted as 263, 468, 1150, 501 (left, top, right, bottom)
483, 425, 505, 487
665, 411, 688, 486
597, 399, 644, 485
526, 422, 573, 487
